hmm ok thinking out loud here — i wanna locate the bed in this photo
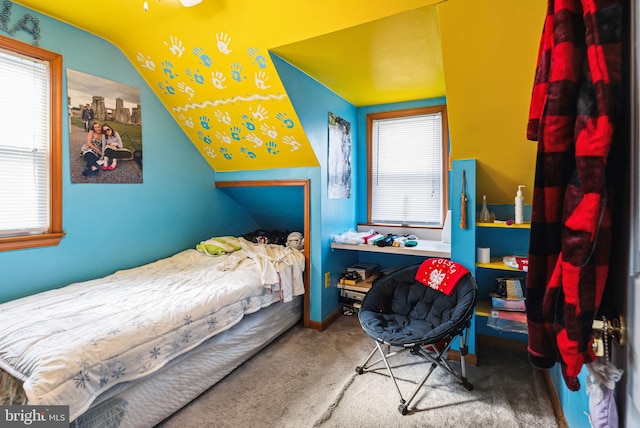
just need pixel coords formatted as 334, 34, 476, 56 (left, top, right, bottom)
0, 236, 305, 427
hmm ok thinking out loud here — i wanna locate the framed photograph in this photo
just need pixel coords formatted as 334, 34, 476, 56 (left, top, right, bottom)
327, 112, 351, 199
67, 69, 143, 183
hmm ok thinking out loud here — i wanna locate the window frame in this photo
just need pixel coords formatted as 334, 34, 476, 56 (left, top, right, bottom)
0, 35, 64, 252
366, 105, 449, 229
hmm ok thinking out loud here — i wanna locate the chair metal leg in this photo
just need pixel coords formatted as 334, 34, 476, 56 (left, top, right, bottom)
417, 341, 462, 381
356, 342, 412, 408
375, 342, 407, 405
458, 328, 473, 390
356, 327, 474, 415
356, 342, 406, 374
399, 360, 438, 414
355, 346, 378, 374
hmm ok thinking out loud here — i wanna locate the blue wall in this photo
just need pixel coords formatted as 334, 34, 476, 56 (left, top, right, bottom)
275, 57, 358, 321
551, 366, 591, 428
0, 4, 253, 303
223, 54, 359, 322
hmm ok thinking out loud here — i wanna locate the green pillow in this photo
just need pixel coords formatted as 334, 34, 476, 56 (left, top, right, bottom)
196, 236, 241, 256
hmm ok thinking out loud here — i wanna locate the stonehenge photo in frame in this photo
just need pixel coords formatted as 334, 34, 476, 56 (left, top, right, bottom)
67, 69, 143, 184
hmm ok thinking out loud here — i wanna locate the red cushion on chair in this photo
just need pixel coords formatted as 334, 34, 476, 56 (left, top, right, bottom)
415, 258, 470, 296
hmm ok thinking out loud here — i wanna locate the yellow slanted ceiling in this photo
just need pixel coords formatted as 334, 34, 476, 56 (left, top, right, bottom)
438, 0, 545, 203
272, 6, 445, 107
14, 0, 444, 172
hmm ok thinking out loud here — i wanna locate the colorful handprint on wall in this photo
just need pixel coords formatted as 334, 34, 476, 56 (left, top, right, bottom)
137, 31, 318, 171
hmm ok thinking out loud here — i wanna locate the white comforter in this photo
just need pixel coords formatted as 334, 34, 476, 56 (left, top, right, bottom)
0, 242, 304, 421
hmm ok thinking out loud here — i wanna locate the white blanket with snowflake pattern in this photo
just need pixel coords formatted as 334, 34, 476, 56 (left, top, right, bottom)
0, 244, 304, 421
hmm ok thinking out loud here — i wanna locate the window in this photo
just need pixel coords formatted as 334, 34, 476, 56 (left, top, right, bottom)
367, 105, 448, 228
0, 36, 64, 251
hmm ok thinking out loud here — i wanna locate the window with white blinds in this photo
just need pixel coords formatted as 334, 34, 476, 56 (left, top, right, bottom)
368, 106, 448, 227
0, 47, 50, 237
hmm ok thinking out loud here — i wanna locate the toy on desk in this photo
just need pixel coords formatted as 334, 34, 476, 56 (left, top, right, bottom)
376, 234, 418, 248
394, 235, 418, 247
494, 219, 514, 226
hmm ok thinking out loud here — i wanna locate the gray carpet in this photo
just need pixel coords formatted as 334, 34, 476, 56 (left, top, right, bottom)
157, 314, 559, 428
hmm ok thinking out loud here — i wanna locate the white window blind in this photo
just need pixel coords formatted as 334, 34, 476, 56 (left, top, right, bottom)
371, 112, 443, 226
0, 48, 51, 237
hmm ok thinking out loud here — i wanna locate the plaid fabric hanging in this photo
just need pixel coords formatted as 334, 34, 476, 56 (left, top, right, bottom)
526, 0, 622, 391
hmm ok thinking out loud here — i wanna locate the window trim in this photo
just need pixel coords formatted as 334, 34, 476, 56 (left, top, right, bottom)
0, 35, 64, 252
366, 105, 449, 229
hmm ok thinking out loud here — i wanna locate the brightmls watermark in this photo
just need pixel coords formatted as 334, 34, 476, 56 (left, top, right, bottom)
1, 406, 68, 427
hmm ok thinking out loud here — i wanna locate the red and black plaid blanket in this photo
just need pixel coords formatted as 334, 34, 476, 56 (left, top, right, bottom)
526, 0, 622, 391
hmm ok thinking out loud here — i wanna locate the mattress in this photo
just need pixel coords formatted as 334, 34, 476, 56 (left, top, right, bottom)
0, 241, 305, 421
72, 296, 303, 428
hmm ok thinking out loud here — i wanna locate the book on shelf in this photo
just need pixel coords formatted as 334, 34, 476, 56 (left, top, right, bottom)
490, 292, 526, 311
489, 308, 527, 324
338, 273, 379, 293
337, 277, 359, 286
494, 277, 525, 299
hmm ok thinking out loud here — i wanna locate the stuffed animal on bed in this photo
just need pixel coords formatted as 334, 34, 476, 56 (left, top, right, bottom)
286, 232, 303, 250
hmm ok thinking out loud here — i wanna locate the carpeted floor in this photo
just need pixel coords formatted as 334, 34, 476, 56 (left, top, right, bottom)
157, 314, 559, 428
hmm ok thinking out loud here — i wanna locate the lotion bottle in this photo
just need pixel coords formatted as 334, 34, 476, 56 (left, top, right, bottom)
515, 185, 525, 224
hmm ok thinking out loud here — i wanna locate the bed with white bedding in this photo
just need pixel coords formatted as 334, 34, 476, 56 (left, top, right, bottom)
0, 237, 305, 427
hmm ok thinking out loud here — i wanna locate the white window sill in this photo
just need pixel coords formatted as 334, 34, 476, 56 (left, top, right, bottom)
330, 239, 450, 258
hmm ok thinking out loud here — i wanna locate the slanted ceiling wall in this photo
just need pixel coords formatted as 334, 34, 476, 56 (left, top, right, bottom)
13, 0, 442, 172
438, 0, 545, 205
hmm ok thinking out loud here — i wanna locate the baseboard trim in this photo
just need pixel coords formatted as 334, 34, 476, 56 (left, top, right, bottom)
447, 335, 527, 367
447, 350, 478, 366
542, 369, 569, 428
308, 307, 344, 331
478, 334, 528, 353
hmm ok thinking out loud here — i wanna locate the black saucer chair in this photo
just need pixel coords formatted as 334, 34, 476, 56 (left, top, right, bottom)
355, 261, 477, 415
